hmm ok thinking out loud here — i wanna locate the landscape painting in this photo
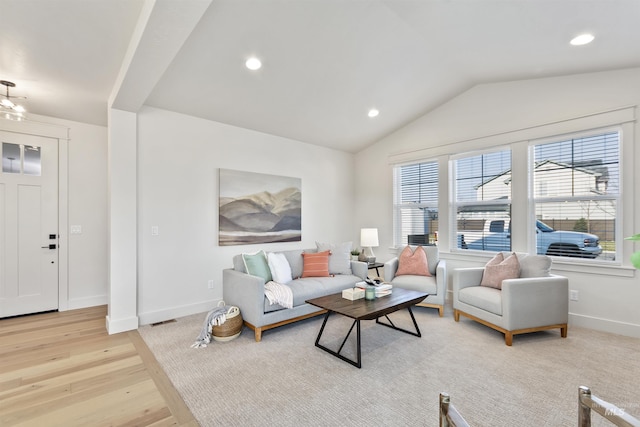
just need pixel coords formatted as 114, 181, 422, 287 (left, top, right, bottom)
219, 169, 302, 246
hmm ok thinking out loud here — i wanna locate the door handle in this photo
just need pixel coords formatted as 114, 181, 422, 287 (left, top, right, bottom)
41, 244, 57, 249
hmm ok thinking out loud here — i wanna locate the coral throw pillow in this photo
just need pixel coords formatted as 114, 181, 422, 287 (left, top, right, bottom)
480, 252, 520, 289
301, 250, 331, 278
396, 246, 431, 277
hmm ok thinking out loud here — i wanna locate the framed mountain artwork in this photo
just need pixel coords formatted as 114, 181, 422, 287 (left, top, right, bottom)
218, 169, 302, 246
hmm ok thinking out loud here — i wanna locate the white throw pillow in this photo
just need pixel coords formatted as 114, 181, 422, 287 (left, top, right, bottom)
316, 241, 352, 275
267, 252, 293, 284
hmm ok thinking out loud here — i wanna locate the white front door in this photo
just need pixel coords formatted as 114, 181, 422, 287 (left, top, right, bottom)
0, 131, 59, 318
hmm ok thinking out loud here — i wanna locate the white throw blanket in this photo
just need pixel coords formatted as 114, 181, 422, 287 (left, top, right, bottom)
190, 306, 228, 348
264, 281, 293, 309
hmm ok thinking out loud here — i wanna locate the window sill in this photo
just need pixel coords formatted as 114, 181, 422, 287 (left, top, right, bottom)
444, 250, 635, 278
550, 260, 635, 277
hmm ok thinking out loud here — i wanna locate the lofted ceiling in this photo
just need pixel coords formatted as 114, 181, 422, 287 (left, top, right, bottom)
1, 0, 639, 153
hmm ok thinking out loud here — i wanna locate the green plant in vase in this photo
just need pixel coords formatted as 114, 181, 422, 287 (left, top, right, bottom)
350, 249, 361, 261
625, 234, 640, 269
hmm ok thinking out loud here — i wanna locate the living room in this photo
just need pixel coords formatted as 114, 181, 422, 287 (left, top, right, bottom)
1, 0, 638, 339
1, 1, 640, 424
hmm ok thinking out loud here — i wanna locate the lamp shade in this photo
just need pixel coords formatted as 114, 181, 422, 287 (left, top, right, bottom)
360, 228, 379, 247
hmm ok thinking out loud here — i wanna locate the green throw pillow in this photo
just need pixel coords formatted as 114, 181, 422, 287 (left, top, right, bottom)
242, 250, 272, 282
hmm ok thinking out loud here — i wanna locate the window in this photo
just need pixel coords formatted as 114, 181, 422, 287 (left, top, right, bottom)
532, 131, 619, 261
1, 142, 41, 176
393, 161, 438, 247
453, 149, 512, 252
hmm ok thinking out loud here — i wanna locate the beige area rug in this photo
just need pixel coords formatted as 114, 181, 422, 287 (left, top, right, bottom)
138, 305, 640, 427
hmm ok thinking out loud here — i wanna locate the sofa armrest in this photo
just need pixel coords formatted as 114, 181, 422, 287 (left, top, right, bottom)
222, 268, 266, 327
501, 274, 569, 330
383, 258, 399, 282
350, 260, 368, 280
435, 259, 447, 296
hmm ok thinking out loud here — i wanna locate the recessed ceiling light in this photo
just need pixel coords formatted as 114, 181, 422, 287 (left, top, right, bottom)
368, 109, 379, 118
245, 57, 262, 70
570, 34, 594, 46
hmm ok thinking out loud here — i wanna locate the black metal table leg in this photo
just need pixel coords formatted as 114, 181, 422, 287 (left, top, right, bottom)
375, 306, 422, 337
314, 314, 362, 368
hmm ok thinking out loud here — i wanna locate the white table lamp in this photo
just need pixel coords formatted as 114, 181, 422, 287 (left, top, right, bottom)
360, 228, 379, 263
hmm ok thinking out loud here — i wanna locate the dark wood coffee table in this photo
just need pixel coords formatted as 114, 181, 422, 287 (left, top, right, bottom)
306, 288, 428, 368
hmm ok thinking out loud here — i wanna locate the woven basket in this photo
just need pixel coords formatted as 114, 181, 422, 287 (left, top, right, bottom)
211, 304, 243, 342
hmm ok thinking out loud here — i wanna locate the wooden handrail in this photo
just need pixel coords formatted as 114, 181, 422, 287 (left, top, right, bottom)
440, 392, 471, 427
579, 386, 640, 427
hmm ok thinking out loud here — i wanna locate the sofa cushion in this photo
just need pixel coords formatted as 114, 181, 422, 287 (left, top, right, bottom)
232, 254, 246, 273
263, 274, 362, 312
480, 252, 520, 289
301, 250, 331, 277
390, 274, 437, 295
316, 241, 352, 275
519, 254, 552, 278
289, 275, 360, 306
242, 250, 272, 282
458, 286, 502, 316
396, 245, 431, 277
282, 249, 307, 279
267, 252, 293, 284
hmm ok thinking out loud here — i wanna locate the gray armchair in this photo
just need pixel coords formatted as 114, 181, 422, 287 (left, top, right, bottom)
452, 252, 568, 346
384, 245, 446, 316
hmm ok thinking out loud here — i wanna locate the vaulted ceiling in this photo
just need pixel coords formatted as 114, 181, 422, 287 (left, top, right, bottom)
2, 0, 639, 152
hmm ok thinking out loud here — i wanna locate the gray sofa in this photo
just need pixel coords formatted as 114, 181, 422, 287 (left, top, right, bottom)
223, 248, 368, 341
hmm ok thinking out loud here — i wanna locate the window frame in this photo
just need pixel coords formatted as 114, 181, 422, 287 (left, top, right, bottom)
392, 159, 439, 248
450, 146, 513, 254
528, 126, 622, 264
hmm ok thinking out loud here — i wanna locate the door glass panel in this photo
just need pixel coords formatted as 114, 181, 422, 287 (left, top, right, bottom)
24, 146, 41, 176
2, 142, 21, 174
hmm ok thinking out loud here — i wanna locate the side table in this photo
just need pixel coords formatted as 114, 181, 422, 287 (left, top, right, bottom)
367, 262, 384, 277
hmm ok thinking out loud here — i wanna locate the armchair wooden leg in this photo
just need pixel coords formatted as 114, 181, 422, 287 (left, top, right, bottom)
254, 328, 262, 342
504, 332, 513, 346
438, 306, 444, 317
454, 309, 460, 322
561, 325, 568, 338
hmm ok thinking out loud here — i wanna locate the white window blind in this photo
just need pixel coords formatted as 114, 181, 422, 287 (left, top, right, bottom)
393, 161, 438, 247
453, 149, 512, 252
533, 131, 619, 261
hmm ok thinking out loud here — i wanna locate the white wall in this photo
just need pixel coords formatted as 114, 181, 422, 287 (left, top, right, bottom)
65, 117, 109, 308
136, 107, 356, 324
355, 68, 640, 338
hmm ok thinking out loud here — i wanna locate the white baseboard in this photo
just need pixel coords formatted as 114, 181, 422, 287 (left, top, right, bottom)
67, 295, 108, 310
138, 299, 223, 326
106, 314, 139, 335
569, 312, 640, 339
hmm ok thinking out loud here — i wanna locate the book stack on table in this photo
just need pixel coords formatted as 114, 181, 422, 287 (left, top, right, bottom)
355, 282, 393, 297
374, 283, 392, 297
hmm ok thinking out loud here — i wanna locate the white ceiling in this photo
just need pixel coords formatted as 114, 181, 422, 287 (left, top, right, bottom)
2, 0, 639, 153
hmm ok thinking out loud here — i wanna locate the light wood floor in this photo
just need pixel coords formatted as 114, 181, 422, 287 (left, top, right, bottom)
0, 305, 197, 426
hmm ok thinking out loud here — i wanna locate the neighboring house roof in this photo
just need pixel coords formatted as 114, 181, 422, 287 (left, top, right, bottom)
474, 159, 605, 190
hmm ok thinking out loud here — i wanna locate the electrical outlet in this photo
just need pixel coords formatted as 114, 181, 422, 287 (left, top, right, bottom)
570, 290, 579, 301
207, 280, 214, 289
151, 226, 159, 236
